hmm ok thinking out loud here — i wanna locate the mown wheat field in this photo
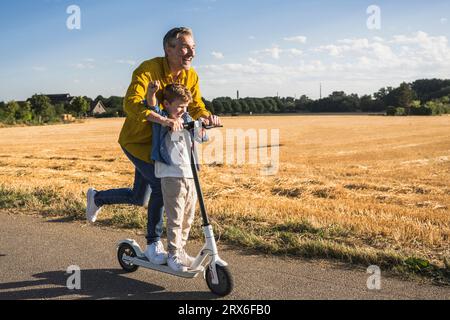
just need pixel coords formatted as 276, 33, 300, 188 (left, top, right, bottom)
1, 116, 449, 277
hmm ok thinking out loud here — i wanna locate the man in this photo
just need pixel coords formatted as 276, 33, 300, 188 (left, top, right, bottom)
85, 27, 220, 265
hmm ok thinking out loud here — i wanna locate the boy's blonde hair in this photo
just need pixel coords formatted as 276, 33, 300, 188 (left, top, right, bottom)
163, 83, 192, 104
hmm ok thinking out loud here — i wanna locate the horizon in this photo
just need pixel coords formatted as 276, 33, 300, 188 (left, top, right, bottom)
3, 76, 449, 104
1, 0, 449, 102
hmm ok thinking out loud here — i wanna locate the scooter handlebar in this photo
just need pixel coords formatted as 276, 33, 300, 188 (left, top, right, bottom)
183, 121, 223, 130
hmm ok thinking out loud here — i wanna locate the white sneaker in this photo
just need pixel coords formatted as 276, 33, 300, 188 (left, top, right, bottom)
168, 253, 189, 272
86, 188, 102, 223
178, 248, 195, 267
144, 241, 168, 265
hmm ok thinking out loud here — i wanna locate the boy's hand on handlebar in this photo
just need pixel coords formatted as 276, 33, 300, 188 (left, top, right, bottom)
165, 118, 184, 132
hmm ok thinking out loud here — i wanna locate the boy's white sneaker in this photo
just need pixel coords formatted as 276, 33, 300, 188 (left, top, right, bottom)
168, 253, 189, 272
86, 188, 102, 223
144, 241, 168, 265
178, 249, 195, 267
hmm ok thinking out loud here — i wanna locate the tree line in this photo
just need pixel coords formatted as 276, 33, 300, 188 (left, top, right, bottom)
1, 78, 449, 125
207, 79, 450, 116
0, 94, 125, 125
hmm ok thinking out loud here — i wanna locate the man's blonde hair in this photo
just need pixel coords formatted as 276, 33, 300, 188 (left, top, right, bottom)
163, 83, 192, 104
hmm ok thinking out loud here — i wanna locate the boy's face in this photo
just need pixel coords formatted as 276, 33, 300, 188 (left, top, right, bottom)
164, 98, 188, 119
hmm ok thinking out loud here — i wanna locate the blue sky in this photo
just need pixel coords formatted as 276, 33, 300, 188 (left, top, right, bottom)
1, 0, 449, 101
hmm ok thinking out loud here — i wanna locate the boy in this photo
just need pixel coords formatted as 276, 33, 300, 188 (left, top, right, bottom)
146, 81, 206, 272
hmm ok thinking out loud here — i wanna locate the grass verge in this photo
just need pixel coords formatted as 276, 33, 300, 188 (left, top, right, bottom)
1, 184, 448, 285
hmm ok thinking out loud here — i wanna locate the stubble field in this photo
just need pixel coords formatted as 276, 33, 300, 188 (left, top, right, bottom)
0, 115, 449, 282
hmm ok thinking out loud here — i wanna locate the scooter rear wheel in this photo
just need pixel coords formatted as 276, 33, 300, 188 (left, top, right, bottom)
205, 265, 234, 296
117, 243, 139, 273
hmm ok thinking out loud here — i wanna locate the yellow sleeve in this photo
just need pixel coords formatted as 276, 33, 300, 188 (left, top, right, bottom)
188, 71, 212, 120
123, 64, 152, 123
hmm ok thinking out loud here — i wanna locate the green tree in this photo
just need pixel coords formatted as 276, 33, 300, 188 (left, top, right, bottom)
397, 82, 415, 110
29, 94, 54, 122
106, 96, 124, 110
0, 101, 6, 120
70, 96, 90, 117
17, 101, 33, 122
212, 99, 224, 114
245, 98, 256, 114
264, 98, 278, 113
411, 79, 450, 102
40, 104, 57, 122
239, 99, 249, 113
232, 100, 242, 113
222, 98, 233, 114
295, 95, 312, 112
254, 99, 265, 113
4, 101, 20, 123
274, 97, 284, 113
54, 103, 66, 116
202, 98, 214, 114
359, 95, 373, 112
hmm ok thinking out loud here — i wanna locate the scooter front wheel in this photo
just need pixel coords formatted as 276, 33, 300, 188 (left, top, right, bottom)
117, 243, 139, 273
205, 265, 234, 297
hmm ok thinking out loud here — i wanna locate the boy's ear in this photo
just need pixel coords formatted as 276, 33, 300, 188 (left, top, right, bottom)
163, 100, 170, 109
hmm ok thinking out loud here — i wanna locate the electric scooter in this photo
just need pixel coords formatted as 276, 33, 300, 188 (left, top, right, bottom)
117, 120, 234, 297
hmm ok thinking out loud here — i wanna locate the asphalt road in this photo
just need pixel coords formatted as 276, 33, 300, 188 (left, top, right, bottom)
0, 211, 449, 300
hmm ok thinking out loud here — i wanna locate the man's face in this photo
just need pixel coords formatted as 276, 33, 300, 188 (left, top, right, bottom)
164, 98, 188, 119
166, 34, 196, 71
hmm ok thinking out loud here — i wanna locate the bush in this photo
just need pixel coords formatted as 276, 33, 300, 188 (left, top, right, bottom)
386, 106, 396, 116
395, 107, 407, 116
410, 106, 432, 115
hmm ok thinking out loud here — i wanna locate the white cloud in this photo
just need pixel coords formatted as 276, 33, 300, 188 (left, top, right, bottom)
441, 18, 448, 24
72, 62, 95, 69
253, 46, 282, 59
211, 51, 224, 59
315, 44, 345, 57
286, 49, 303, 57
197, 31, 450, 99
390, 31, 450, 63
32, 66, 47, 72
373, 36, 384, 42
248, 35, 256, 40
283, 36, 307, 44
254, 46, 302, 59
116, 59, 136, 66
265, 46, 281, 59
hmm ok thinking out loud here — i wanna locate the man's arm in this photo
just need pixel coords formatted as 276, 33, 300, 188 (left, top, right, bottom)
123, 64, 153, 123
123, 64, 184, 130
188, 71, 221, 126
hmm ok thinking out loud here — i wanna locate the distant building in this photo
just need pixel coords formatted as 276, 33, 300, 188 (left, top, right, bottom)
45, 94, 76, 105
90, 101, 107, 116
43, 94, 107, 117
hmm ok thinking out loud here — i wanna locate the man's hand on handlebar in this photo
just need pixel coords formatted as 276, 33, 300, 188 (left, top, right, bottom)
205, 114, 221, 127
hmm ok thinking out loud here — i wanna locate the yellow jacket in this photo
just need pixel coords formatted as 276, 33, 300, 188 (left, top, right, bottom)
118, 57, 211, 163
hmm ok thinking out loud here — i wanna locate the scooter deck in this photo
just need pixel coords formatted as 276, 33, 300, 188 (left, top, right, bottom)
127, 256, 204, 279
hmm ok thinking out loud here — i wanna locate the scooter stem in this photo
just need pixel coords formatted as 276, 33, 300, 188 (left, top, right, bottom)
189, 128, 210, 226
